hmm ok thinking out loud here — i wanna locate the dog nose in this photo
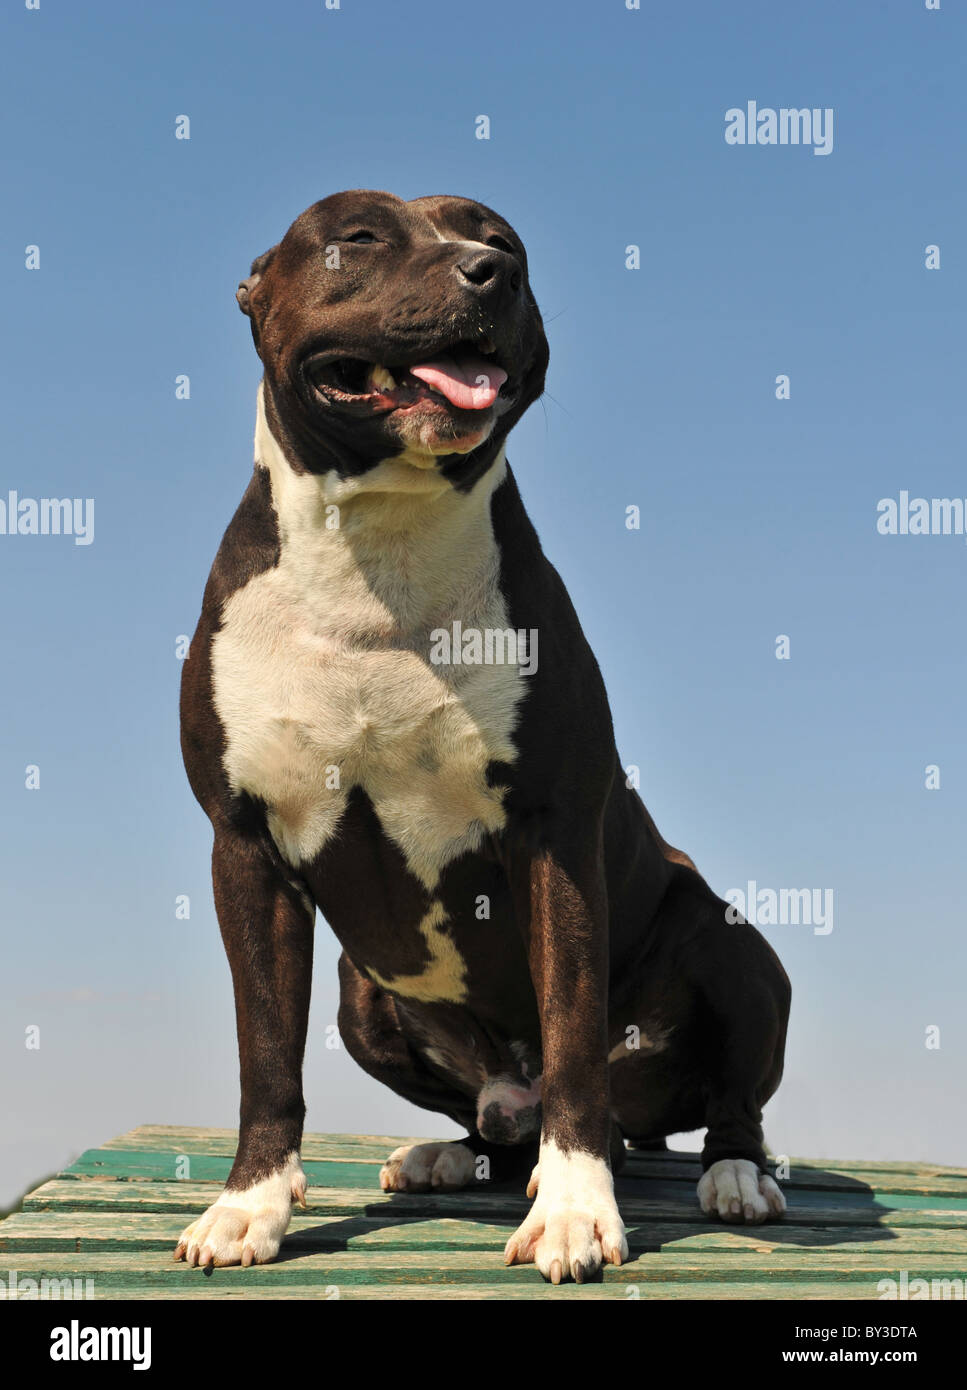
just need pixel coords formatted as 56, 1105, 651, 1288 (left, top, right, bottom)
456, 249, 522, 296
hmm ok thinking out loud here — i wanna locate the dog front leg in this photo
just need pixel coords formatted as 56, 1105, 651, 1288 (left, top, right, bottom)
503, 839, 628, 1283
174, 832, 314, 1268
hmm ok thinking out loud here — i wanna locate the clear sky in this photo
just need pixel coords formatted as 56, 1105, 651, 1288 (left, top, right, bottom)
2, 0, 965, 1206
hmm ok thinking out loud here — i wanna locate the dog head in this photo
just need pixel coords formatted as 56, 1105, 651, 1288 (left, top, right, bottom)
237, 190, 549, 491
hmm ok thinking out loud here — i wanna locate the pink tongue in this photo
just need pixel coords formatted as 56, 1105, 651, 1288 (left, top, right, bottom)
408, 350, 507, 410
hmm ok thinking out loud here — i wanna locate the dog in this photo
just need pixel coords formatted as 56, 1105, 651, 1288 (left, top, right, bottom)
175, 190, 791, 1283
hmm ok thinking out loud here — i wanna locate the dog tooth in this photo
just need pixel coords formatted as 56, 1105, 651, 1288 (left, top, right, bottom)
370, 364, 396, 392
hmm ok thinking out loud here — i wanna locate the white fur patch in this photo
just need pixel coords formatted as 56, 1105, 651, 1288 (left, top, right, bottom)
697, 1157, 786, 1224
379, 1141, 476, 1192
174, 1152, 304, 1267
211, 392, 524, 1000
504, 1138, 628, 1283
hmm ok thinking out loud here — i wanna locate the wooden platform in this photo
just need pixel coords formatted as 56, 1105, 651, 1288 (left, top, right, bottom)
3, 1126, 967, 1299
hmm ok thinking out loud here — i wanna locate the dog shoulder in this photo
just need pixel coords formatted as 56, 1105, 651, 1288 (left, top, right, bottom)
180, 466, 281, 820
207, 465, 281, 603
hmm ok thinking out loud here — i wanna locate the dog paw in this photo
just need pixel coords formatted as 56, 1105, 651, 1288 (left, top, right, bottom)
173, 1154, 305, 1267
504, 1142, 628, 1283
697, 1158, 786, 1224
379, 1141, 476, 1193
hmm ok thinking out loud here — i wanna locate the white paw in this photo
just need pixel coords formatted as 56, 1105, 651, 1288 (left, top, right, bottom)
174, 1153, 305, 1267
504, 1140, 628, 1283
697, 1158, 786, 1224
379, 1141, 476, 1193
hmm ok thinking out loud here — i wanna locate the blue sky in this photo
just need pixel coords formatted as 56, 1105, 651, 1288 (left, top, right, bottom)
2, 0, 965, 1205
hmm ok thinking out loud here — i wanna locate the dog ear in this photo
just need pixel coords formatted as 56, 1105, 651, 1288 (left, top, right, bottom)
236, 244, 279, 316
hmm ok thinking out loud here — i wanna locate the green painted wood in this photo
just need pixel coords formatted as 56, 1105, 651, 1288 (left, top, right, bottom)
632, 1150, 967, 1180
5, 1209, 967, 1257
6, 1126, 967, 1300
63, 1149, 379, 1188
5, 1248, 967, 1290
4, 1271, 911, 1301
67, 1281, 894, 1301
61, 1146, 967, 1204
106, 1128, 966, 1182
623, 1159, 967, 1197
22, 1177, 967, 1226
100, 1128, 434, 1162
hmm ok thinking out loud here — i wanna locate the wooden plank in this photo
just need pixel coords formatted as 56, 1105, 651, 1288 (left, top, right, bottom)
629, 1149, 967, 1180
17, 1277, 899, 1300
62, 1280, 899, 1301
61, 1147, 967, 1205
107, 1129, 967, 1187
6, 1248, 966, 1290
106, 1129, 949, 1172
101, 1128, 433, 1161
62, 1149, 378, 1186
54, 1166, 740, 1213
5, 1208, 967, 1257
23, 1176, 967, 1228
623, 1156, 967, 1196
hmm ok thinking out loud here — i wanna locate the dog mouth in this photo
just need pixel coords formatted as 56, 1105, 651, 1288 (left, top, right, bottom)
305, 337, 514, 416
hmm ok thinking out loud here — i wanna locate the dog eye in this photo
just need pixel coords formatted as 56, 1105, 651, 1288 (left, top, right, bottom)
346, 231, 377, 244
486, 234, 516, 255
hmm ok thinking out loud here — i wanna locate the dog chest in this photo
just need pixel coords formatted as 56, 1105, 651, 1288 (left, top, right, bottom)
210, 451, 524, 890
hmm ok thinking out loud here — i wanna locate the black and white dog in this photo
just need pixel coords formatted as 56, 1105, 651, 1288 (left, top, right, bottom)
177, 191, 790, 1283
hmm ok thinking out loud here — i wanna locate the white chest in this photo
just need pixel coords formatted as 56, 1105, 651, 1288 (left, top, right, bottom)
211, 410, 523, 890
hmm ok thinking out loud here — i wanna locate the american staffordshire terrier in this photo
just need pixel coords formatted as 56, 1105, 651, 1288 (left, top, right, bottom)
176, 190, 791, 1283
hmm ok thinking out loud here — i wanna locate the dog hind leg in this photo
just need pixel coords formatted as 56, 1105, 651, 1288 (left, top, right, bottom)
612, 867, 790, 1225
337, 953, 537, 1191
